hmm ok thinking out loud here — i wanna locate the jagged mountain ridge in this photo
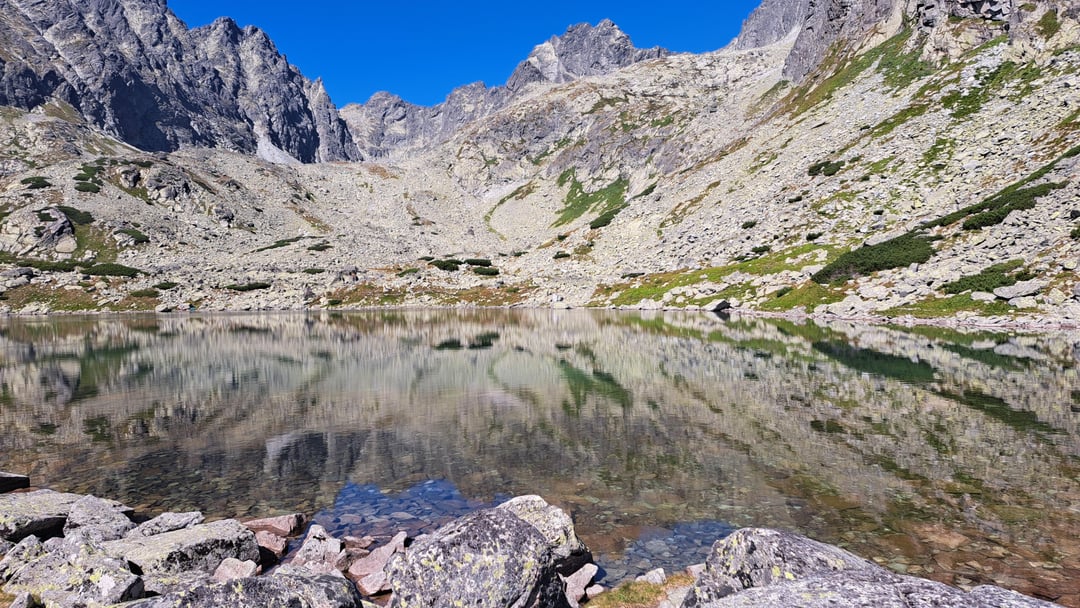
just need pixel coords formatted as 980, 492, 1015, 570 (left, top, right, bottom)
340, 19, 669, 159
0, 0, 1079, 328
0, 0, 358, 163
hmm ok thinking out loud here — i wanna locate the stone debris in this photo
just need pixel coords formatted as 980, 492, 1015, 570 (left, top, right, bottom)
212, 557, 259, 582
0, 486, 1066, 608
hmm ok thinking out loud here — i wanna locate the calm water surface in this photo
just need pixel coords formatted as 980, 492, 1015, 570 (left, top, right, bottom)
0, 310, 1078, 602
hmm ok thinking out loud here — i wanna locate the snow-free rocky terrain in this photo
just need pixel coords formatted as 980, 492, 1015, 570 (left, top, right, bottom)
0, 0, 1079, 325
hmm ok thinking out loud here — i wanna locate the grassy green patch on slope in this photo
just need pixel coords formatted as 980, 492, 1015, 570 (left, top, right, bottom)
553, 169, 628, 227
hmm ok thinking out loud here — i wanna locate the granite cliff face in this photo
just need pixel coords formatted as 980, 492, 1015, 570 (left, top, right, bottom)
0, 0, 358, 163
340, 19, 669, 159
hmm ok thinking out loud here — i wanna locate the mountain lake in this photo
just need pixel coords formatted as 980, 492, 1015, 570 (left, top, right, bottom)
0, 309, 1077, 600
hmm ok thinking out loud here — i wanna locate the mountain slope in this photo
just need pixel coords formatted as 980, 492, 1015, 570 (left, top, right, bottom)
0, 0, 359, 163
0, 0, 1079, 327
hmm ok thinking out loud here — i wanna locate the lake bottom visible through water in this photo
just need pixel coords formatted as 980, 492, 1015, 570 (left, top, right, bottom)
0, 310, 1077, 602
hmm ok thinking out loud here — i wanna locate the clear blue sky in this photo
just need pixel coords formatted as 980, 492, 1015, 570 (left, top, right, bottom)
168, 1, 762, 107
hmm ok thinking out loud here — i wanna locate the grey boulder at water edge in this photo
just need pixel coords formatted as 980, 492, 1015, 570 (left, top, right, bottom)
0, 484, 1062, 607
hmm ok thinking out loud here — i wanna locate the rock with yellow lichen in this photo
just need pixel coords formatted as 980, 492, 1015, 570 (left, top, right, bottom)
385, 496, 581, 608
681, 528, 1062, 608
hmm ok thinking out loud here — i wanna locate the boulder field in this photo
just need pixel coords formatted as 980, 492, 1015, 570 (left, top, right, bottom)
0, 480, 1062, 608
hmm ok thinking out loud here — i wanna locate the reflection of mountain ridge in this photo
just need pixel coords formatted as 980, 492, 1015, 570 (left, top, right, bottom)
0, 311, 1078, 596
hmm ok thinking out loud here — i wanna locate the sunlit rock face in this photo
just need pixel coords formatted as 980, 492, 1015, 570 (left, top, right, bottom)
0, 0, 358, 162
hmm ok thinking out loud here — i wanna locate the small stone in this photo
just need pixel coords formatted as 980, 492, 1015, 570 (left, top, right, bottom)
243, 513, 306, 537
288, 524, 344, 575
636, 567, 667, 585
358, 570, 390, 595
212, 557, 259, 582
255, 530, 288, 558
970, 291, 997, 302
563, 563, 599, 604
994, 279, 1046, 300
346, 530, 406, 581
585, 584, 606, 599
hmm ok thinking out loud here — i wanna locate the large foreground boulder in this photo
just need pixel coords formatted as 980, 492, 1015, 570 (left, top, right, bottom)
121, 572, 365, 608
0, 536, 144, 607
683, 528, 1061, 608
103, 519, 260, 576
386, 496, 579, 608
0, 490, 88, 541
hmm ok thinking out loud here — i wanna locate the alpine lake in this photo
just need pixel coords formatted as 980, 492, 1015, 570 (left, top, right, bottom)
0, 310, 1078, 604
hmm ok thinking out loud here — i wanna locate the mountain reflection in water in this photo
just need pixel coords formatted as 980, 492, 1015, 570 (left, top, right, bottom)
0, 310, 1077, 601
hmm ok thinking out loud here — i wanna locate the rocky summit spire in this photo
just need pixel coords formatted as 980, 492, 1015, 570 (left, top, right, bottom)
0, 0, 359, 163
341, 20, 669, 159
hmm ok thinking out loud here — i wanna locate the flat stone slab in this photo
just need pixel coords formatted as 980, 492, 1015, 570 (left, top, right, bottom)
121, 573, 365, 608
0, 472, 30, 493
103, 519, 260, 576
0, 489, 86, 541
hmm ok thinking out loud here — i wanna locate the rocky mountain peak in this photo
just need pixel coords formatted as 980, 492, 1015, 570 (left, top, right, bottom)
0, 0, 359, 163
506, 19, 669, 91
343, 19, 669, 159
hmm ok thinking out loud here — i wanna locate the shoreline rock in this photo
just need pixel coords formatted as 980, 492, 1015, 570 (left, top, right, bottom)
0, 485, 1065, 608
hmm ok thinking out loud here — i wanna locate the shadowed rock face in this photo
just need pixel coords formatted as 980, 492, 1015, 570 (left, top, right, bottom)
0, 0, 359, 163
340, 20, 668, 159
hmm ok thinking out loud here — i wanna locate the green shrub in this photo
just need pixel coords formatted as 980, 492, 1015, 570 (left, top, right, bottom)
553, 252, 571, 260
129, 289, 160, 298
429, 260, 461, 271
396, 267, 419, 277
153, 282, 179, 290
774, 286, 794, 299
589, 205, 626, 230
21, 176, 51, 189
118, 228, 149, 244
473, 266, 500, 276
741, 220, 758, 229
1071, 226, 1080, 240
464, 258, 492, 267
20, 259, 78, 272
812, 234, 934, 284
303, 268, 326, 275
85, 263, 141, 277
226, 282, 271, 291
36, 211, 54, 223
307, 243, 332, 252
808, 160, 845, 177
419, 256, 436, 261
926, 182, 1066, 230
941, 260, 1024, 294
57, 206, 94, 225
806, 232, 823, 241
75, 182, 101, 193
751, 246, 771, 255
255, 236, 304, 252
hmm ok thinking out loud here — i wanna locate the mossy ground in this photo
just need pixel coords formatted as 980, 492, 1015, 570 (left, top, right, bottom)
588, 573, 695, 608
